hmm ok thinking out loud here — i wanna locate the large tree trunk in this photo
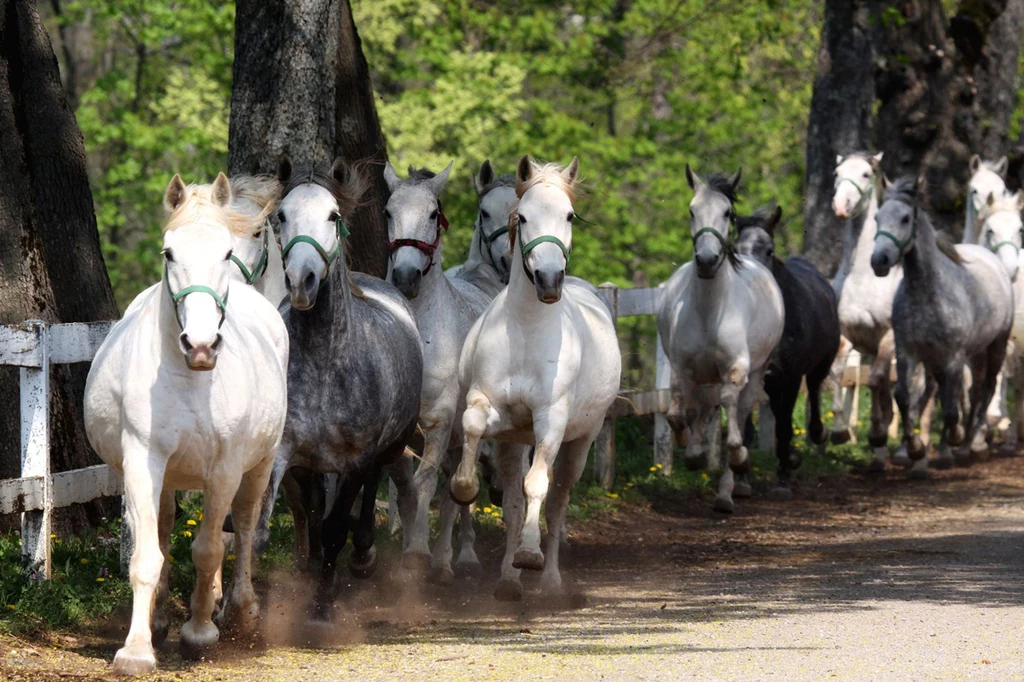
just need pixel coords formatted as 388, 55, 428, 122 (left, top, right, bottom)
974, 0, 1024, 159
801, 0, 878, 276
0, 0, 119, 529
873, 0, 1013, 237
230, 0, 391, 276
334, 0, 389, 277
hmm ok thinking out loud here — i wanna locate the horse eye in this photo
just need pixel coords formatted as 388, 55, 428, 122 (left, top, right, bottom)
277, 211, 286, 223
329, 211, 340, 223
863, 172, 870, 178
430, 209, 439, 220
163, 249, 174, 263
480, 209, 490, 220
567, 212, 575, 222
225, 250, 233, 262
723, 210, 731, 218
901, 215, 910, 224
519, 215, 528, 224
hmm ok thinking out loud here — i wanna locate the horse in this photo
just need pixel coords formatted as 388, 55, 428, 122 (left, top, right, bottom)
255, 156, 423, 624
871, 176, 1013, 478
224, 175, 288, 307
445, 159, 516, 296
84, 173, 289, 675
449, 155, 620, 600
829, 152, 932, 471
735, 205, 839, 498
657, 165, 784, 513
962, 155, 1009, 245
381, 160, 499, 583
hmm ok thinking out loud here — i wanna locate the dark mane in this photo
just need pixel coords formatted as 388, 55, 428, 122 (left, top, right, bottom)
706, 173, 739, 204
282, 161, 367, 220
885, 175, 963, 266
736, 204, 784, 233
480, 173, 516, 196
407, 167, 437, 183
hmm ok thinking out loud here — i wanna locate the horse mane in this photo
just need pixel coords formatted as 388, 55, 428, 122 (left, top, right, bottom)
282, 160, 370, 297
405, 167, 437, 183
736, 204, 784, 233
508, 161, 580, 252
479, 173, 516, 196
230, 175, 281, 223
164, 182, 265, 237
705, 173, 738, 204
886, 176, 964, 266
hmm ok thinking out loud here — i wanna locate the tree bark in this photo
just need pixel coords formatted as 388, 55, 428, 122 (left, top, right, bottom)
974, 0, 1024, 159
801, 0, 878, 276
334, 0, 389, 278
0, 0, 118, 528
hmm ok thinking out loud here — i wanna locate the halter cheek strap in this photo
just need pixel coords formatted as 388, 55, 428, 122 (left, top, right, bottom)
836, 177, 873, 217
230, 224, 270, 285
875, 205, 917, 261
281, 216, 350, 282
482, 224, 510, 270
164, 269, 229, 330
518, 228, 571, 284
388, 207, 449, 276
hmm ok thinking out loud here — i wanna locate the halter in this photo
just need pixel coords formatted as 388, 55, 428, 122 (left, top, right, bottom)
518, 224, 571, 284
481, 223, 509, 271
281, 216, 350, 279
388, 206, 449, 276
230, 223, 270, 285
693, 226, 730, 249
983, 212, 1023, 258
836, 176, 873, 217
163, 268, 228, 330
875, 203, 918, 261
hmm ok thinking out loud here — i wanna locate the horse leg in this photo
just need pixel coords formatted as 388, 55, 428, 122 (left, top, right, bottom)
1010, 367, 1024, 455
829, 336, 854, 444
933, 365, 963, 470
667, 367, 690, 448
714, 359, 750, 514
385, 450, 417, 553
514, 413, 569, 571
451, 392, 498, 504
867, 333, 896, 469
407, 415, 455, 570
806, 353, 833, 448
968, 336, 1009, 463
453, 494, 483, 578
892, 352, 927, 479
311, 475, 361, 623
280, 468, 312, 572
683, 373, 710, 471
494, 443, 526, 601
430, 460, 461, 584
539, 436, 591, 596
478, 440, 503, 507
248, 452, 290, 558
768, 378, 799, 501
147, 487, 177, 648
216, 456, 274, 635
179, 464, 240, 658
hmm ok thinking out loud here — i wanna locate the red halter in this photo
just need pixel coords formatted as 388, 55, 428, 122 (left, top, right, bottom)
388, 206, 449, 275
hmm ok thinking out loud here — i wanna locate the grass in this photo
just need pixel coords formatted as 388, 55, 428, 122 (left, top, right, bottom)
0, 386, 901, 637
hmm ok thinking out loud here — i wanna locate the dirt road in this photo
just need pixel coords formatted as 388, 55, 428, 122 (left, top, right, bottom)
4, 456, 1024, 681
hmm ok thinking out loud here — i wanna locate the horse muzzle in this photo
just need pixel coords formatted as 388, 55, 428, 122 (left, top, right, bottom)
286, 269, 320, 311
533, 268, 564, 304
694, 250, 721, 279
391, 266, 423, 300
180, 333, 221, 371
870, 250, 892, 278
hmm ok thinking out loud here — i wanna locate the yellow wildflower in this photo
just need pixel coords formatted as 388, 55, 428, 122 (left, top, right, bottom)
167, 556, 175, 564
649, 466, 657, 472
197, 512, 203, 521
186, 519, 197, 527
226, 554, 236, 562
80, 558, 88, 565
7, 604, 15, 610
752, 467, 760, 473
95, 577, 105, 583
483, 507, 492, 514
701, 472, 710, 481
491, 512, 500, 518
655, 463, 663, 469
49, 533, 56, 539
267, 521, 273, 528
183, 530, 192, 538
607, 493, 619, 499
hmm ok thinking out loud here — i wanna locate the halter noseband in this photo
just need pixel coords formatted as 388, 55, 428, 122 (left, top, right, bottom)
836, 176, 873, 217
518, 226, 571, 283
281, 216, 351, 281
875, 202, 918, 261
230, 223, 270, 285
388, 206, 449, 276
164, 268, 229, 330
983, 211, 1023, 258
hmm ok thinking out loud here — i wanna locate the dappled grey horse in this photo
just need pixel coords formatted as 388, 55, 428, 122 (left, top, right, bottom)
256, 156, 423, 625
871, 176, 1013, 478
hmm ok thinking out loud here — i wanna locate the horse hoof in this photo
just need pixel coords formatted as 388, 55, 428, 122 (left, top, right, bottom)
712, 496, 734, 514
449, 478, 479, 506
891, 450, 912, 469
808, 421, 826, 445
950, 425, 965, 447
152, 614, 170, 647
179, 621, 219, 661
684, 454, 708, 471
830, 429, 852, 445
454, 559, 484, 580
933, 456, 954, 470
769, 485, 793, 501
907, 437, 926, 461
349, 546, 378, 579
789, 452, 803, 470
733, 481, 752, 499
112, 645, 157, 676
494, 578, 523, 602
970, 447, 990, 464
513, 548, 545, 571
907, 465, 930, 481
401, 550, 431, 573
429, 565, 455, 585
953, 452, 972, 468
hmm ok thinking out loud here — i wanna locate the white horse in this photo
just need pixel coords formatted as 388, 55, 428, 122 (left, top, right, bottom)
382, 161, 497, 582
445, 160, 516, 296
225, 176, 288, 307
450, 156, 620, 600
963, 155, 1009, 245
84, 173, 288, 675
657, 166, 784, 513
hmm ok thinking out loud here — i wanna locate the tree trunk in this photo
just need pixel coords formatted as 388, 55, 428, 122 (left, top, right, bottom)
974, 0, 1024, 159
334, 0, 389, 278
801, 0, 878, 276
873, 0, 1012, 237
0, 0, 119, 529
228, 0, 338, 176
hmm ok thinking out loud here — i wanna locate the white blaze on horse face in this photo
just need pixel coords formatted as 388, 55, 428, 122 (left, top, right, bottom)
689, 184, 731, 276
517, 181, 573, 292
387, 183, 440, 277
277, 183, 339, 308
833, 157, 875, 219
478, 185, 516, 277
163, 223, 233, 368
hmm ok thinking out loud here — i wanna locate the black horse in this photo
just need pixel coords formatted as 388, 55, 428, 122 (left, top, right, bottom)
736, 205, 840, 497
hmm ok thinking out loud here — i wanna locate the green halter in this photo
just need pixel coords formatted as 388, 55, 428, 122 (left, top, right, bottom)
281, 216, 350, 279
518, 228, 571, 282
875, 205, 918, 261
164, 268, 228, 330
984, 222, 1022, 258
481, 224, 510, 271
693, 226, 730, 249
836, 177, 873, 217
230, 225, 270, 285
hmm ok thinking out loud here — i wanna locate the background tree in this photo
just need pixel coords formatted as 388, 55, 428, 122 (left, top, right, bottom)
0, 0, 118, 527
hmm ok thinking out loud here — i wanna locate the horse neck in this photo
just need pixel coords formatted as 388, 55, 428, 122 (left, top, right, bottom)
507, 245, 561, 322
156, 271, 187, 356
412, 241, 453, 311
848, 193, 879, 275
292, 263, 355, 345
256, 235, 288, 304
464, 220, 486, 267
691, 257, 739, 317
901, 213, 941, 295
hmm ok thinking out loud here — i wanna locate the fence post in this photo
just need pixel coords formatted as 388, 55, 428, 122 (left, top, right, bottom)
20, 321, 51, 578
594, 283, 618, 489
653, 337, 673, 475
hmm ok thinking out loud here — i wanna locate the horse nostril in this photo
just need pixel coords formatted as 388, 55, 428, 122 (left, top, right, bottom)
284, 273, 292, 290
179, 333, 193, 352
303, 271, 317, 291
553, 271, 564, 288
212, 334, 223, 351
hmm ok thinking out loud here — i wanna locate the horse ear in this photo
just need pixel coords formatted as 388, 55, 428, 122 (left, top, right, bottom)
164, 174, 186, 213
882, 174, 893, 190
1015, 190, 1024, 211
428, 161, 453, 196
517, 155, 534, 184
277, 155, 293, 184
383, 162, 401, 192
768, 205, 783, 233
562, 156, 580, 184
836, 154, 844, 167
329, 156, 349, 185
685, 163, 701, 190
994, 155, 1009, 177
475, 159, 494, 195
212, 172, 233, 207
872, 152, 883, 165
729, 167, 742, 193
969, 154, 981, 174
914, 173, 926, 195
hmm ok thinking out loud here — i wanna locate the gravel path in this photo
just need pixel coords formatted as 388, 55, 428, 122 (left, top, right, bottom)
4, 456, 1024, 681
